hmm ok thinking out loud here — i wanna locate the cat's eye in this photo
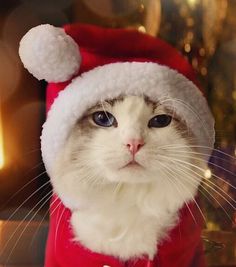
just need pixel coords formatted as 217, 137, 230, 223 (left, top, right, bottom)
148, 114, 172, 128
92, 111, 117, 127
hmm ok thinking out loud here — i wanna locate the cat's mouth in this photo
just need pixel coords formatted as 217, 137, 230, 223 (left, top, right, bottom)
120, 160, 144, 170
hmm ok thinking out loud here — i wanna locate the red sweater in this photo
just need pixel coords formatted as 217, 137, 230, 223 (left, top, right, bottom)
45, 196, 205, 267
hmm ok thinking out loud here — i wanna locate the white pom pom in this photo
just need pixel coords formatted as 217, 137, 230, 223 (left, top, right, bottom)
19, 24, 81, 82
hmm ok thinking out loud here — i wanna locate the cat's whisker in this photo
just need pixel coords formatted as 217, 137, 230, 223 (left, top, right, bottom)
159, 98, 211, 142
2, 176, 50, 226
161, 154, 236, 205
112, 182, 123, 197
23, 147, 41, 156
157, 144, 236, 161
30, 195, 59, 248
80, 172, 105, 183
157, 148, 235, 165
0, 170, 47, 211
198, 183, 233, 221
152, 154, 232, 227
2, 190, 53, 264
55, 206, 66, 251
25, 161, 45, 174
155, 152, 236, 191
180, 164, 236, 207
156, 160, 205, 224
167, 160, 233, 221
5, 192, 52, 266
160, 144, 236, 158
189, 180, 232, 221
158, 150, 236, 180
156, 154, 236, 211
77, 169, 107, 187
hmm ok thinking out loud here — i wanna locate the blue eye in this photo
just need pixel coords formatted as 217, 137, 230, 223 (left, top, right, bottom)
92, 111, 117, 127
148, 114, 172, 128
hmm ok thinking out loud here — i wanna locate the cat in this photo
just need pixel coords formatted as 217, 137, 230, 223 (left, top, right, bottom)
17, 23, 216, 266
51, 95, 206, 261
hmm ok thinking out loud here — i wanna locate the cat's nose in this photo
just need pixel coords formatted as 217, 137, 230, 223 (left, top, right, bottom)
126, 139, 144, 156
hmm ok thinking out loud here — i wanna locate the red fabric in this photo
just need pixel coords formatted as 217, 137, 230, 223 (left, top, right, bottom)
46, 23, 200, 113
45, 196, 205, 267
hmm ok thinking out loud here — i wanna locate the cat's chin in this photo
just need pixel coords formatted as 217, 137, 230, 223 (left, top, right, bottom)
104, 167, 155, 184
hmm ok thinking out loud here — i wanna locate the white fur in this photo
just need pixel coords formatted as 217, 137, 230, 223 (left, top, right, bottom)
52, 96, 206, 260
19, 24, 81, 82
41, 62, 215, 177
71, 184, 179, 260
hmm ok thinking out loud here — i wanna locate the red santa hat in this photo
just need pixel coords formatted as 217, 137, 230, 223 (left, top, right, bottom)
19, 23, 215, 176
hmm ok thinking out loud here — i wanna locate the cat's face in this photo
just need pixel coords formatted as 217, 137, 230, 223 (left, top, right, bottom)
52, 95, 206, 208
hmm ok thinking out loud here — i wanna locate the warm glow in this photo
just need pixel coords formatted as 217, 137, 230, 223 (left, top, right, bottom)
0, 112, 4, 169
232, 90, 236, 101
138, 25, 146, 33
184, 43, 191, 53
204, 169, 212, 179
187, 0, 199, 7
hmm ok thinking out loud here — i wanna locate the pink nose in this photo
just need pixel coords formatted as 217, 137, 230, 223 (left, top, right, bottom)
126, 139, 144, 156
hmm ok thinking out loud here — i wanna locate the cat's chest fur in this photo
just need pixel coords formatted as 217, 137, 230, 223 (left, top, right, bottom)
69, 182, 179, 260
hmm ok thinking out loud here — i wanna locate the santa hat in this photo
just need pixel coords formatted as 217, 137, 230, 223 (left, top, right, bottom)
19, 23, 215, 176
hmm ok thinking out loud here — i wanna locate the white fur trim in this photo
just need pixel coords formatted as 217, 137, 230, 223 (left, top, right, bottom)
19, 24, 81, 82
41, 62, 215, 176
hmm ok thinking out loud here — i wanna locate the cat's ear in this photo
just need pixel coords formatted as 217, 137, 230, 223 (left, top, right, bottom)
19, 24, 81, 83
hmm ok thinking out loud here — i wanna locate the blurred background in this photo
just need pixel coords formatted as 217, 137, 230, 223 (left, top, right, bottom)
0, 0, 235, 266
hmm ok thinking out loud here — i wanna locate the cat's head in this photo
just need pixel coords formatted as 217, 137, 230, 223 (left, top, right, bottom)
36, 62, 214, 211
19, 24, 215, 210
50, 93, 210, 210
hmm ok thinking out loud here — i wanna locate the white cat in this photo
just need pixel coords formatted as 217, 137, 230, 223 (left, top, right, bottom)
51, 95, 205, 260
18, 24, 215, 266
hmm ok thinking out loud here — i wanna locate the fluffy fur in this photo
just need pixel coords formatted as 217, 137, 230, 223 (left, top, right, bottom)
19, 24, 81, 82
51, 96, 207, 260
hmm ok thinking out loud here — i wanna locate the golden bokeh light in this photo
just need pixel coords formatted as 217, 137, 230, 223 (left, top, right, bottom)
187, 0, 199, 8
204, 168, 212, 179
138, 25, 146, 33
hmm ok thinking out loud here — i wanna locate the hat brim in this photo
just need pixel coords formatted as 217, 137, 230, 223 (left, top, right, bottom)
41, 62, 215, 176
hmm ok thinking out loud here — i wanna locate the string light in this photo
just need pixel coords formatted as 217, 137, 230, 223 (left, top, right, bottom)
204, 169, 212, 179
232, 90, 236, 101
192, 58, 198, 69
199, 48, 206, 56
200, 67, 208, 76
139, 3, 145, 13
138, 25, 146, 33
184, 43, 191, 53
187, 0, 199, 8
